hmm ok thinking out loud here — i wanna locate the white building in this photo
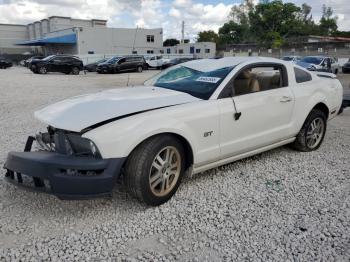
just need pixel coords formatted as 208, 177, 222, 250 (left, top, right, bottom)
0, 16, 163, 56
162, 42, 216, 59
0, 23, 31, 54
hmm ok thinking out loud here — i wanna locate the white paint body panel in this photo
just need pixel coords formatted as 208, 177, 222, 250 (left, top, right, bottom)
34, 57, 343, 172
34, 86, 200, 132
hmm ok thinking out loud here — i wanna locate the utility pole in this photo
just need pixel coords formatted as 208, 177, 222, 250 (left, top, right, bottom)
181, 21, 184, 44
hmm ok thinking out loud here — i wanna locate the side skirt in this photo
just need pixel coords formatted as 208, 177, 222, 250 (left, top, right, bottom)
192, 137, 296, 175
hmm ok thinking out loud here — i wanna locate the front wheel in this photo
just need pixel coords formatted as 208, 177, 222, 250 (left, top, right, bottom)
38, 66, 47, 74
123, 135, 185, 206
71, 67, 80, 75
292, 109, 327, 152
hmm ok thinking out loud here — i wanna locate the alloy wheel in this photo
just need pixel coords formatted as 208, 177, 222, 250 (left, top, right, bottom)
149, 146, 181, 197
306, 117, 325, 149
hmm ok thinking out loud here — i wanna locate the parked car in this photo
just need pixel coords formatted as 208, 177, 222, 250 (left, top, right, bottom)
297, 56, 340, 74
341, 58, 350, 73
0, 57, 13, 69
144, 55, 170, 69
281, 55, 301, 63
4, 57, 343, 205
338, 93, 350, 114
84, 58, 108, 72
161, 57, 196, 69
24, 56, 45, 67
29, 55, 84, 75
96, 55, 146, 74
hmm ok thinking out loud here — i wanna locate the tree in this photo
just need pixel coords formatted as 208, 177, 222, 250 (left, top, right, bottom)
319, 5, 337, 35
218, 21, 247, 44
163, 38, 180, 46
197, 30, 219, 44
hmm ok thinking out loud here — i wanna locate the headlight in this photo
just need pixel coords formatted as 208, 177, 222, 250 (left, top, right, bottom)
66, 133, 101, 158
45, 130, 101, 158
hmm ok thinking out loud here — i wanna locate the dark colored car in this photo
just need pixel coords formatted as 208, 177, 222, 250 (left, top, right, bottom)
342, 59, 350, 73
24, 56, 45, 67
30, 55, 84, 75
96, 55, 146, 74
162, 57, 195, 69
0, 57, 13, 69
339, 93, 350, 114
84, 58, 108, 72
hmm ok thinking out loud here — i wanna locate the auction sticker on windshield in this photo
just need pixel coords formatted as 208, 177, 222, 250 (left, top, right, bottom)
196, 76, 221, 83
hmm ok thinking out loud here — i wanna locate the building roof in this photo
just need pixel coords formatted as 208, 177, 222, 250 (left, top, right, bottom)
309, 35, 350, 42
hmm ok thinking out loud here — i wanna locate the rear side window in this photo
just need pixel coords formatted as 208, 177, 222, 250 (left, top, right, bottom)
294, 67, 312, 83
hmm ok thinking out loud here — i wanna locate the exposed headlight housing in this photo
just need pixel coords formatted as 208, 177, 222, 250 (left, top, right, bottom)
35, 129, 101, 158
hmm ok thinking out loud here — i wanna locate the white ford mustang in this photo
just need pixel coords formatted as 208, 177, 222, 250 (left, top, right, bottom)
4, 57, 343, 205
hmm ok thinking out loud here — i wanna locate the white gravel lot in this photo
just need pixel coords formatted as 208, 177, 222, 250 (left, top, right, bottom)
0, 67, 349, 261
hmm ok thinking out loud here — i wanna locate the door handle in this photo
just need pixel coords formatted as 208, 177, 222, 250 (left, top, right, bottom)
280, 96, 292, 103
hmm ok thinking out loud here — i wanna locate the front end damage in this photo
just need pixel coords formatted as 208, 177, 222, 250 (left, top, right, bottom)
3, 127, 125, 199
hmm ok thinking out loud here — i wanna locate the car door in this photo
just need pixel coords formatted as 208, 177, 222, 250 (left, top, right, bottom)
50, 57, 63, 72
117, 58, 128, 71
218, 63, 295, 159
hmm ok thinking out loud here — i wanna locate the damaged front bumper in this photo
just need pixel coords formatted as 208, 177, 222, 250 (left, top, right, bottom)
3, 135, 125, 199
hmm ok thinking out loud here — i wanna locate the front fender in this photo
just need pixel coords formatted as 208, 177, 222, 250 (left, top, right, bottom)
83, 114, 198, 161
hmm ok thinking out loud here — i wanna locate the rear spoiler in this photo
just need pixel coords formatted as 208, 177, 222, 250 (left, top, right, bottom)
316, 72, 337, 79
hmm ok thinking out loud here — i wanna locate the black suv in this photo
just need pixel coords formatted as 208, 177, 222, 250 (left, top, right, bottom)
30, 55, 84, 75
96, 55, 146, 74
0, 57, 13, 69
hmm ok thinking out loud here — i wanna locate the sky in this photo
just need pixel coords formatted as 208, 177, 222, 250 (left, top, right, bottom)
0, 0, 349, 41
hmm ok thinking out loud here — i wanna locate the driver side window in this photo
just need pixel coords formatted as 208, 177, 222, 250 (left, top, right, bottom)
221, 64, 287, 98
118, 58, 126, 64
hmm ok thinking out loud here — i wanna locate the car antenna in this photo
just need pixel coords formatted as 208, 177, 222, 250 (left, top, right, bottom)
230, 88, 241, 121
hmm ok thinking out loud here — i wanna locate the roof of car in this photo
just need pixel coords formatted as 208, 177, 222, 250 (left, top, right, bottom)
182, 57, 286, 72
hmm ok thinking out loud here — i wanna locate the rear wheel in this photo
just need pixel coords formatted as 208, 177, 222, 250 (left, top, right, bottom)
71, 66, 80, 75
123, 135, 185, 206
292, 109, 327, 152
136, 66, 143, 73
38, 66, 47, 74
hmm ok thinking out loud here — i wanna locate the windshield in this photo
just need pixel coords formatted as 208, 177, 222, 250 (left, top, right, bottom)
42, 55, 55, 61
282, 57, 293, 61
144, 65, 234, 99
106, 56, 121, 63
300, 57, 323, 64
96, 58, 107, 63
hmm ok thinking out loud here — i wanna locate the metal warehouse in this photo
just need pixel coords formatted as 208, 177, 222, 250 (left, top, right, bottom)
0, 16, 163, 56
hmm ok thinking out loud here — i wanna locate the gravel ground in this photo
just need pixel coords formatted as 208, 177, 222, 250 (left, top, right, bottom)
0, 67, 349, 261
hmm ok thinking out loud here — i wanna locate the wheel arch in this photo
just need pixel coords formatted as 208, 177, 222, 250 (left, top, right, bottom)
125, 132, 194, 172
312, 102, 329, 119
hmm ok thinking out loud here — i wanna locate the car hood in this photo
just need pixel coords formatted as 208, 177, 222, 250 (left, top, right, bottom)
297, 61, 317, 68
34, 86, 200, 132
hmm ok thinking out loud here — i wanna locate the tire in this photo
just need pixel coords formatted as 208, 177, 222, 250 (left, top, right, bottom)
136, 66, 143, 73
123, 135, 185, 206
38, 66, 47, 74
71, 67, 80, 75
292, 109, 327, 152
334, 69, 338, 75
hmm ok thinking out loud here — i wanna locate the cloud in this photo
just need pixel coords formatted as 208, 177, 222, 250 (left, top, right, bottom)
0, 0, 349, 41
167, 1, 233, 40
